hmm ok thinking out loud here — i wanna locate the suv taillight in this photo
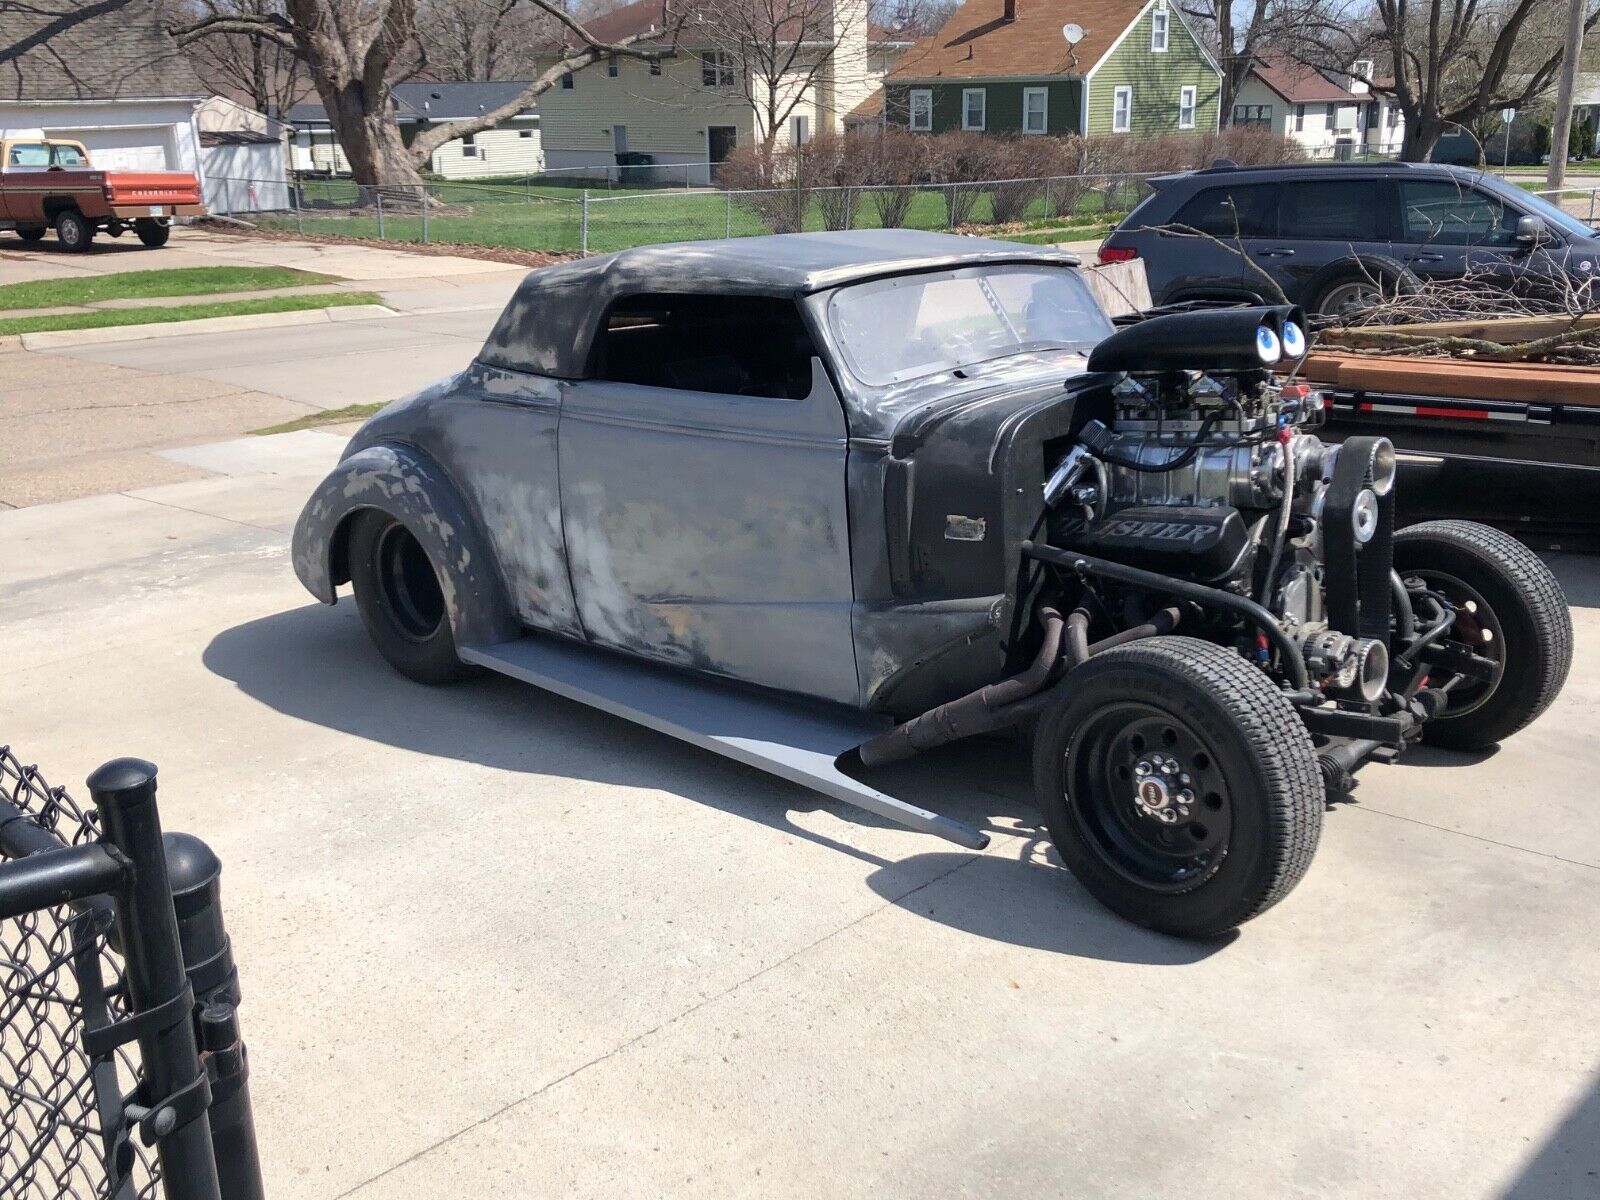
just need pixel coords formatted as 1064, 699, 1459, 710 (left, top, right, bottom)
1097, 246, 1138, 264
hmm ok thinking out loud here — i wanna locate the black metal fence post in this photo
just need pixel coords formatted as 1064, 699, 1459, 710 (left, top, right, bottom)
87, 759, 223, 1200
165, 832, 266, 1200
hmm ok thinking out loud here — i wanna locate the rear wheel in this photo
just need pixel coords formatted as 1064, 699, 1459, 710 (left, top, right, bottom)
347, 509, 472, 686
1033, 637, 1322, 938
53, 209, 93, 252
135, 218, 170, 248
1394, 520, 1571, 749
16, 225, 46, 243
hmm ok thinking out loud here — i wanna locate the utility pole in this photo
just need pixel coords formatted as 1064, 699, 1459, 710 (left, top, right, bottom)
1546, 0, 1589, 188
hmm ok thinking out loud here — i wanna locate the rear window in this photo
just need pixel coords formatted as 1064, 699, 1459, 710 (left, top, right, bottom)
1170, 184, 1277, 238
1280, 180, 1380, 241
7, 143, 48, 167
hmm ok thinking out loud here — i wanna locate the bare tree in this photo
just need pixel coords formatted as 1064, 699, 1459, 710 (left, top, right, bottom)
416, 0, 549, 79
171, 0, 680, 186
870, 0, 956, 36
1178, 0, 1342, 122
1322, 0, 1600, 161
168, 0, 308, 115
694, 0, 871, 160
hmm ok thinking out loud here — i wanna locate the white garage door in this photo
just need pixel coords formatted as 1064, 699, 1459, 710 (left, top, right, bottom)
54, 126, 173, 170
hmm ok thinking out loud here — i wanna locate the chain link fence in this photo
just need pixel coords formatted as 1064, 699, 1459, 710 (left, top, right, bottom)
214, 170, 1155, 256
1, 751, 263, 1200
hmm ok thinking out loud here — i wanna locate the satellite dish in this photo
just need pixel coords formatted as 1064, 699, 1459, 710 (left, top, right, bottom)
1063, 22, 1084, 44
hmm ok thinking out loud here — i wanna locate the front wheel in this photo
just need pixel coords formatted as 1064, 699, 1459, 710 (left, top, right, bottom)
1394, 520, 1571, 749
347, 509, 473, 686
54, 209, 93, 252
1032, 637, 1323, 939
135, 218, 170, 248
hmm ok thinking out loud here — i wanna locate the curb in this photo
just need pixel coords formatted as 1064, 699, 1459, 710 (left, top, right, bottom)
17, 303, 397, 351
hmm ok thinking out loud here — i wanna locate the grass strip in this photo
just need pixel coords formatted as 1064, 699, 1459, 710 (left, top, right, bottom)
0, 265, 336, 311
0, 291, 382, 336
253, 403, 386, 436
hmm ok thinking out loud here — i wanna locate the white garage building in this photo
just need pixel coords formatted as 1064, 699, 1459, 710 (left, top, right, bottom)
0, 2, 204, 173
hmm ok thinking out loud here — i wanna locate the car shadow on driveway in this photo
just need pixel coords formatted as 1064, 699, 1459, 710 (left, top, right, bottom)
204, 601, 1226, 966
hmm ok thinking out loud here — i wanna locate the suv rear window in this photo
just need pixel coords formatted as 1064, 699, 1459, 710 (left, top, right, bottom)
1171, 185, 1277, 238
1280, 180, 1380, 241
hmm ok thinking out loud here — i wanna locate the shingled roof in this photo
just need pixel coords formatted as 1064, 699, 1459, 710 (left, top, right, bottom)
1246, 53, 1359, 104
0, 0, 202, 102
886, 0, 1153, 82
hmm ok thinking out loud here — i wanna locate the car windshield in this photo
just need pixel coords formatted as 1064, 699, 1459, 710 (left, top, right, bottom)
828, 265, 1113, 385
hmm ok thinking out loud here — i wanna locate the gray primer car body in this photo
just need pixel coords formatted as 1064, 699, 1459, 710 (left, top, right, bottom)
292, 230, 1104, 717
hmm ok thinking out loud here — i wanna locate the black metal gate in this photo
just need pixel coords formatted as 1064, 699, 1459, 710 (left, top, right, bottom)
0, 747, 264, 1200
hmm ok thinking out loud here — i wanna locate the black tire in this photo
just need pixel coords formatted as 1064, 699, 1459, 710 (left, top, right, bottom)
1394, 520, 1572, 750
16, 225, 46, 242
134, 218, 170, 248
347, 509, 472, 686
1308, 253, 1419, 319
53, 209, 93, 253
1032, 636, 1322, 939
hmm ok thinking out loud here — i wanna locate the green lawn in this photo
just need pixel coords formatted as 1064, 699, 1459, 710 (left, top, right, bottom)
269, 178, 1144, 255
253, 402, 386, 435
0, 291, 382, 336
0, 266, 335, 312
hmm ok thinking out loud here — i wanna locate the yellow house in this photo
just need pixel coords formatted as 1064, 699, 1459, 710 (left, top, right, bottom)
534, 0, 911, 184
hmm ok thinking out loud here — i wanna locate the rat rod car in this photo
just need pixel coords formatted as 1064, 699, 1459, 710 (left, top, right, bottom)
293, 230, 1571, 938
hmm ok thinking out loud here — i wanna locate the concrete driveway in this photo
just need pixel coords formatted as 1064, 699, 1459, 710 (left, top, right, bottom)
1, 431, 1596, 1199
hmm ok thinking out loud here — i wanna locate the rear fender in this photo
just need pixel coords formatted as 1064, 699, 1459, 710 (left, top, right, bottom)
291, 442, 519, 647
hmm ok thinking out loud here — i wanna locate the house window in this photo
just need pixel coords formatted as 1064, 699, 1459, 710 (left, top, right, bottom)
649, 57, 662, 76
461, 134, 477, 158
962, 87, 986, 131
1387, 104, 1399, 129
1294, 103, 1305, 132
909, 88, 933, 131
701, 50, 734, 88
1022, 86, 1048, 134
520, 128, 535, 139
1151, 2, 1169, 52
1232, 104, 1272, 125
1325, 101, 1335, 122
561, 72, 574, 90
607, 55, 619, 77
792, 114, 810, 144
1112, 86, 1133, 133
1178, 85, 1196, 130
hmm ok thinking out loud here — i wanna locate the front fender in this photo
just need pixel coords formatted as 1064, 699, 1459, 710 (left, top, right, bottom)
291, 442, 519, 648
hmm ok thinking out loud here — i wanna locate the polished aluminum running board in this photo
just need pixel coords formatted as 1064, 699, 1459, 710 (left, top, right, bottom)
460, 635, 990, 850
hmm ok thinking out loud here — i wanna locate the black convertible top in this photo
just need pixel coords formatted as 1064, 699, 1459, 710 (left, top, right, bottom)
479, 229, 1081, 380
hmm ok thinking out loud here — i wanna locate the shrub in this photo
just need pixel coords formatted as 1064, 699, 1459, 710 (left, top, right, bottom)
855, 128, 927, 227
924, 131, 998, 225
987, 137, 1054, 223
716, 142, 807, 233
800, 134, 869, 230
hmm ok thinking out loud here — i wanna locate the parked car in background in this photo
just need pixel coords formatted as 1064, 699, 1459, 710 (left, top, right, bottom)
0, 131, 203, 251
1099, 161, 1600, 315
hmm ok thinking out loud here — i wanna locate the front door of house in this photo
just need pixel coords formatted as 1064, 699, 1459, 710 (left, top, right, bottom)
708, 126, 737, 165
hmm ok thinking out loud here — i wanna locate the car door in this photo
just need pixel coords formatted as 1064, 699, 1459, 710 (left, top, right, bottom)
1, 141, 51, 223
557, 292, 860, 706
1244, 177, 1394, 306
1395, 177, 1526, 289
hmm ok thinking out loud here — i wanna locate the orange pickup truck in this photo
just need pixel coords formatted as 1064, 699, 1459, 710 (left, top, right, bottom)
0, 133, 204, 252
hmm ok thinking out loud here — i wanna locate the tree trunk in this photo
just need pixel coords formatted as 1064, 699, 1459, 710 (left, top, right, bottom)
1401, 112, 1445, 162
319, 82, 424, 187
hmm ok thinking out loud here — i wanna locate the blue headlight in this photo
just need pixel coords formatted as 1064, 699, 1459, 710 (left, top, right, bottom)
1255, 324, 1282, 364
1281, 320, 1307, 358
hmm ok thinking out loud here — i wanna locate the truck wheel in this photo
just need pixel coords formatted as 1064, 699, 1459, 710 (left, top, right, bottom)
16, 225, 46, 243
1394, 520, 1571, 750
54, 209, 93, 252
1032, 637, 1322, 939
135, 218, 170, 248
347, 509, 473, 686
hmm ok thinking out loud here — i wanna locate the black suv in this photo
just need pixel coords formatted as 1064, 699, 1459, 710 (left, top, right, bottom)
1099, 161, 1600, 315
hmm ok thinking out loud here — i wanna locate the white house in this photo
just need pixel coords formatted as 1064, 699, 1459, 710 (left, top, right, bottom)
0, 1, 204, 175
532, 0, 908, 183
287, 81, 543, 180
1233, 53, 1404, 159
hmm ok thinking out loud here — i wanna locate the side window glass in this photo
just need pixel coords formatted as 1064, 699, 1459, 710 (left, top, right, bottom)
1280, 180, 1379, 241
49, 144, 88, 167
1171, 185, 1274, 238
1400, 181, 1517, 246
8, 143, 48, 167
590, 294, 819, 400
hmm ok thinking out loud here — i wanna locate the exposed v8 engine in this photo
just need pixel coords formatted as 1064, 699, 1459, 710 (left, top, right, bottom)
1044, 306, 1397, 702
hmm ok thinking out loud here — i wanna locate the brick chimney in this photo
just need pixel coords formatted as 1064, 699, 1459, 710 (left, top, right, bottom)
1004, 0, 1017, 18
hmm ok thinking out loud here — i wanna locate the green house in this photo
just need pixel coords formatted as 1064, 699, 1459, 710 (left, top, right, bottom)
880, 0, 1221, 138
